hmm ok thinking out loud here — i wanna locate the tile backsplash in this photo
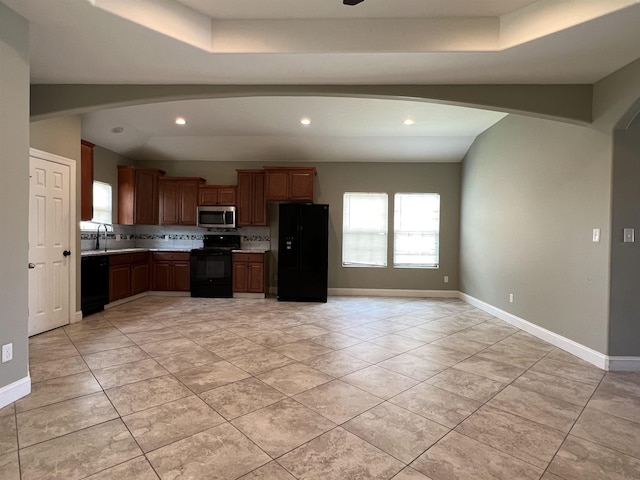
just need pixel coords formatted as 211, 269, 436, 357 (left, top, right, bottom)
81, 224, 270, 251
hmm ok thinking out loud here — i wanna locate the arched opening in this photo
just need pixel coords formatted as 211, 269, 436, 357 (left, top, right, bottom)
609, 99, 640, 357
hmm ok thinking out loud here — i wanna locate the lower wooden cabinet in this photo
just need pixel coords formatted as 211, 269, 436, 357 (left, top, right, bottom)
109, 262, 131, 302
109, 252, 151, 302
130, 252, 150, 296
152, 252, 190, 291
232, 252, 265, 293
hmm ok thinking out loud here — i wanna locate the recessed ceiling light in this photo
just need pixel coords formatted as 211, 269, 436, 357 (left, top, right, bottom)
300, 118, 311, 126
404, 119, 415, 125
110, 126, 124, 134
175, 117, 187, 125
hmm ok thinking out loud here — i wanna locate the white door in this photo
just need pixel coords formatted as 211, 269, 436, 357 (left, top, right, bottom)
29, 156, 72, 336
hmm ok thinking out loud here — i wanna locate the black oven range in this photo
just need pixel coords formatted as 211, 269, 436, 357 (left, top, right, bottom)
190, 234, 241, 298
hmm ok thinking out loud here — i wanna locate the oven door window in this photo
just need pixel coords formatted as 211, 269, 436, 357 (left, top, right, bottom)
192, 253, 231, 282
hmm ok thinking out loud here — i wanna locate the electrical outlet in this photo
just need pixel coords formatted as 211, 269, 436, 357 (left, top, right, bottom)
444, 276, 449, 283
509, 293, 514, 303
1, 343, 12, 363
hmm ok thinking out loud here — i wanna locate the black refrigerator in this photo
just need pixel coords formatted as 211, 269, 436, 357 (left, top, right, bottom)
278, 203, 329, 302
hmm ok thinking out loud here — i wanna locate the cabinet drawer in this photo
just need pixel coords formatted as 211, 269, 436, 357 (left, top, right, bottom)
153, 252, 190, 262
233, 253, 264, 263
130, 252, 149, 264
109, 253, 131, 266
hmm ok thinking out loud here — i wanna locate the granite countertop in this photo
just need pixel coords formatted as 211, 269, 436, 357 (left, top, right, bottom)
81, 248, 193, 257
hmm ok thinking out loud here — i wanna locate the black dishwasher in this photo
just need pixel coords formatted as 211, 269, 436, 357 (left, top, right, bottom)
81, 255, 109, 316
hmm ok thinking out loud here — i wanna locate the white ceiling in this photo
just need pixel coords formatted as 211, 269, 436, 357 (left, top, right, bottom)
7, 0, 640, 163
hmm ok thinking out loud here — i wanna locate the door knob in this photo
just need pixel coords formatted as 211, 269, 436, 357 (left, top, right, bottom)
28, 263, 35, 269
63, 250, 72, 257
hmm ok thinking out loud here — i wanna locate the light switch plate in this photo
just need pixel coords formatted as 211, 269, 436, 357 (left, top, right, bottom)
592, 228, 600, 242
624, 228, 635, 243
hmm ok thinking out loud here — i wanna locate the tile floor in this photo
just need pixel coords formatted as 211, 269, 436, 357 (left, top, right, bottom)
1, 295, 640, 479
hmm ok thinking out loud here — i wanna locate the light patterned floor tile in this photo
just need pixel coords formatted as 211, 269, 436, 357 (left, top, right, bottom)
412, 431, 543, 480
279, 427, 404, 479
147, 423, 270, 479
19, 419, 141, 480
231, 398, 335, 457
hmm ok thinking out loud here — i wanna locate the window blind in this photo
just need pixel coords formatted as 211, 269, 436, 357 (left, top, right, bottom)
342, 192, 388, 267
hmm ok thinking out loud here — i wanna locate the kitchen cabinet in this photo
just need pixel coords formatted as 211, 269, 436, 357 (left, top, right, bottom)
118, 166, 165, 225
152, 252, 190, 291
108, 252, 151, 301
198, 185, 237, 206
236, 170, 266, 226
109, 254, 131, 302
81, 140, 94, 221
232, 252, 265, 294
264, 167, 316, 202
160, 177, 205, 226
130, 252, 150, 296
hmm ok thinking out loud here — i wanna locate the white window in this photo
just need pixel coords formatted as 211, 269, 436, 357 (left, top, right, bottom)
393, 193, 440, 268
342, 192, 388, 267
80, 181, 113, 231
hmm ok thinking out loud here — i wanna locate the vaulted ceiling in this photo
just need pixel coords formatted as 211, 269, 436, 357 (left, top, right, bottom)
8, 0, 640, 163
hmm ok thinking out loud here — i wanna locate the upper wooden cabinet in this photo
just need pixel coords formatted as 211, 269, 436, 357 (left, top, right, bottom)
236, 170, 266, 226
264, 167, 316, 202
118, 166, 165, 225
159, 177, 205, 226
80, 140, 94, 221
198, 185, 237, 206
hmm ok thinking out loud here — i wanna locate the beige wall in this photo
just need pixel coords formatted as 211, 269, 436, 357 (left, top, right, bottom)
138, 160, 461, 292
460, 114, 611, 353
0, 3, 29, 394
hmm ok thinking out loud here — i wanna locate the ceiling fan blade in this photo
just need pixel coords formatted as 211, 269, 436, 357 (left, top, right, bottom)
343, 0, 365, 5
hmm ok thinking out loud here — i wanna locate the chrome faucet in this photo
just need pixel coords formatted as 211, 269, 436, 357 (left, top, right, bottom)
96, 224, 109, 251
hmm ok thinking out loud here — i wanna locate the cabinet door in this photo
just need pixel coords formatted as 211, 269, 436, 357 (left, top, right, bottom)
160, 179, 179, 225
154, 262, 172, 291
198, 186, 219, 205
80, 140, 94, 221
173, 262, 191, 291
218, 187, 236, 205
236, 172, 253, 226
289, 170, 314, 201
233, 261, 248, 292
252, 171, 267, 226
130, 263, 149, 296
265, 170, 288, 201
247, 262, 265, 293
179, 180, 199, 225
109, 264, 131, 302
135, 170, 160, 225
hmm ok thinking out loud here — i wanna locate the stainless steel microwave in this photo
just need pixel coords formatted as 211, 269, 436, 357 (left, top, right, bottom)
197, 206, 237, 229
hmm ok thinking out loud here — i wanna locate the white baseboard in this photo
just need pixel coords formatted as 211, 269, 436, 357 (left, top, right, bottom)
0, 375, 31, 409
72, 310, 83, 324
328, 288, 459, 298
606, 356, 640, 372
459, 292, 640, 372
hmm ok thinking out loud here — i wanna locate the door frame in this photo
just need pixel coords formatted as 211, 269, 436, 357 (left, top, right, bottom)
29, 147, 78, 327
